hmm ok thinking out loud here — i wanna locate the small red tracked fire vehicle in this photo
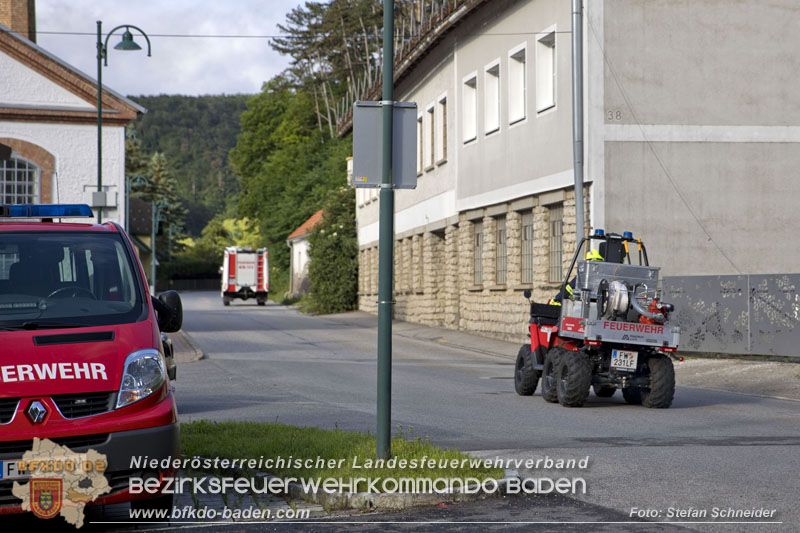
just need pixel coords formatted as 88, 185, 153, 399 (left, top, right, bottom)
514, 229, 681, 408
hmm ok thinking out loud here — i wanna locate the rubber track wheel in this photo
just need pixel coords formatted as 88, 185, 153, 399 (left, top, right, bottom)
541, 348, 561, 403
622, 387, 642, 405
556, 350, 592, 407
642, 355, 675, 408
593, 384, 616, 398
514, 345, 540, 396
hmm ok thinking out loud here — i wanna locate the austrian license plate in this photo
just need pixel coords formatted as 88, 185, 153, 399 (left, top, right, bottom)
0, 460, 25, 481
611, 349, 638, 372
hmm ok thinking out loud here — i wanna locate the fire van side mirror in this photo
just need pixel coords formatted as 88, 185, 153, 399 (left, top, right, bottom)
154, 291, 183, 333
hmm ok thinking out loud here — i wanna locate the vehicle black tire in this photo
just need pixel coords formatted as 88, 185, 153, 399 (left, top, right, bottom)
257, 297, 266, 306
514, 345, 540, 396
223, 296, 231, 306
622, 387, 643, 405
556, 350, 592, 407
541, 348, 561, 403
593, 384, 616, 398
641, 355, 675, 408
131, 493, 173, 516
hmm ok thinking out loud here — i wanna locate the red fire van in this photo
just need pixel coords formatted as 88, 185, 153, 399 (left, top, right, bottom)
0, 204, 181, 515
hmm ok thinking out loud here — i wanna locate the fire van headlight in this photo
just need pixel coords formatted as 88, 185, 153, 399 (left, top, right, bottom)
116, 349, 166, 409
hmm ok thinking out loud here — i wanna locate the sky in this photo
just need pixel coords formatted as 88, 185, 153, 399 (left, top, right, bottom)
35, 0, 306, 97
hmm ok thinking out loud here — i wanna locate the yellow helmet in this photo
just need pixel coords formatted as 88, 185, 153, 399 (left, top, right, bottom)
586, 249, 603, 261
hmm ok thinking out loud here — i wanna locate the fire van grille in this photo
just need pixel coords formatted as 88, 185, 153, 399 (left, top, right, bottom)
0, 398, 19, 424
0, 433, 109, 456
52, 391, 116, 419
0, 480, 21, 507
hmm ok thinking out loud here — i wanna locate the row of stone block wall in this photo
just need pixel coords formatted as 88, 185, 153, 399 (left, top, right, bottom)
357, 186, 590, 344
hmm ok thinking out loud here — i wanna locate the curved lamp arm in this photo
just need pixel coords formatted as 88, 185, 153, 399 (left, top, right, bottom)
102, 24, 152, 66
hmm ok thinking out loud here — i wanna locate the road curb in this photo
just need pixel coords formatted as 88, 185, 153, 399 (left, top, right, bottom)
172, 329, 204, 363
277, 469, 519, 512
186, 455, 517, 513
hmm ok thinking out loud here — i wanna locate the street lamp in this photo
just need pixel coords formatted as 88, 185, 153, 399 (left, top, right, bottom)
96, 21, 151, 224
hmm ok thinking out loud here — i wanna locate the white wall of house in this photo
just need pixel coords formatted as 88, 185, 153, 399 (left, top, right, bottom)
1, 24, 134, 224
0, 120, 126, 221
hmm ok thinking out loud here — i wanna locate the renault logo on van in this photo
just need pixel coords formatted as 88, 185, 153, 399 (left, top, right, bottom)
26, 401, 48, 424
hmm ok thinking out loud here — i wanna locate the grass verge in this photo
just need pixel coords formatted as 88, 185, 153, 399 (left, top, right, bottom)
181, 421, 504, 492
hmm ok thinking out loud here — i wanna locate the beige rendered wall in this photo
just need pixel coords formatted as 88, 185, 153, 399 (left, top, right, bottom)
599, 0, 800, 276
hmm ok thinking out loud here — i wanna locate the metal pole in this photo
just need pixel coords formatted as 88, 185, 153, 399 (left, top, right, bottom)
150, 201, 156, 295
96, 20, 103, 224
125, 176, 130, 231
376, 0, 395, 459
572, 0, 584, 242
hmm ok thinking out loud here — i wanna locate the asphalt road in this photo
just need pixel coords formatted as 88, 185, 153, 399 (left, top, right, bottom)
172, 291, 799, 532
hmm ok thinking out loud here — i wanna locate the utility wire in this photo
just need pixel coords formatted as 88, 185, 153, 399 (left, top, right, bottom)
31, 29, 571, 39
584, 9, 741, 274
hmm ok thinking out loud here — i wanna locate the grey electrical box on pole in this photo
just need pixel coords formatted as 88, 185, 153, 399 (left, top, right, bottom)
352, 101, 418, 189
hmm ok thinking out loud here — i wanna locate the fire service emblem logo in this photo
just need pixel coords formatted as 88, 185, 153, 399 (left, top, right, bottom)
30, 479, 62, 519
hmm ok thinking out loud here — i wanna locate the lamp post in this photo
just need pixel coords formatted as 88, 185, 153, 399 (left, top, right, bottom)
97, 21, 151, 224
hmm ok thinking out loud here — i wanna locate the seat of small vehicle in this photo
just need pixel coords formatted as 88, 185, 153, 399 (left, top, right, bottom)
530, 302, 560, 326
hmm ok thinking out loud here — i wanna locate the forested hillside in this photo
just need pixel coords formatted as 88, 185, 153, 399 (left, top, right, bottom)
128, 94, 250, 235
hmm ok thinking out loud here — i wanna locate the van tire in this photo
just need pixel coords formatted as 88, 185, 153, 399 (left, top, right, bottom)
223, 296, 231, 306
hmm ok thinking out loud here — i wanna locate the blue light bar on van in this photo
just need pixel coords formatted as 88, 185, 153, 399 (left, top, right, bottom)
0, 204, 94, 218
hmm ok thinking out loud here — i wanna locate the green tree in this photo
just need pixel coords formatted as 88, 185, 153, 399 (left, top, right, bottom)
129, 94, 249, 235
230, 80, 351, 288
306, 187, 358, 313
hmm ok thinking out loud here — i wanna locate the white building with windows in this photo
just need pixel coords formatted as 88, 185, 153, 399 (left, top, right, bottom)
349, 0, 800, 344
0, 2, 142, 222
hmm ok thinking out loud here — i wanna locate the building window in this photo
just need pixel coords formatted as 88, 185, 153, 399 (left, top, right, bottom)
463, 74, 477, 142
0, 157, 38, 204
548, 204, 563, 282
417, 114, 424, 174
436, 95, 447, 163
484, 62, 500, 134
473, 220, 483, 285
521, 210, 534, 284
508, 45, 526, 124
427, 105, 435, 169
536, 30, 556, 112
496, 215, 507, 285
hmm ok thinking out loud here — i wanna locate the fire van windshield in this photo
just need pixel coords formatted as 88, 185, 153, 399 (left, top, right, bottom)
0, 232, 146, 328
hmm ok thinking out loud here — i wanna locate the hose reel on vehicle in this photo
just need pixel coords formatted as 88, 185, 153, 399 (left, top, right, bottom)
597, 279, 630, 320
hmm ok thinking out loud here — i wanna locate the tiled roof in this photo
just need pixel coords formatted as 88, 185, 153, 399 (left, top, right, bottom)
287, 209, 324, 241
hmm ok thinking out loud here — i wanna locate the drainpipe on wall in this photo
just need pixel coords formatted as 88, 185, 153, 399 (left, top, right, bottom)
572, 0, 585, 242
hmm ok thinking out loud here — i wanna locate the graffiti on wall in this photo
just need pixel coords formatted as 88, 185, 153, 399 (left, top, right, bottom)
663, 274, 799, 357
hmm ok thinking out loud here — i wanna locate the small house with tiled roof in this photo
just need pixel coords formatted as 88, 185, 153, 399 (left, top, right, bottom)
286, 209, 323, 297
0, 0, 144, 224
